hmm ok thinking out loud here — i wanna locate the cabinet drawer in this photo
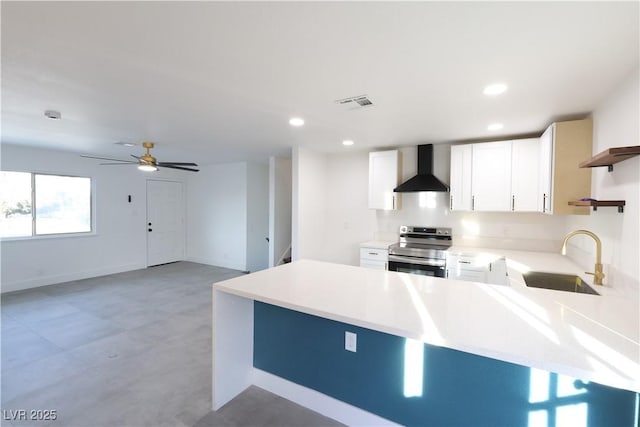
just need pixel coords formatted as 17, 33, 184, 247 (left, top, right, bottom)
360, 248, 388, 262
448, 255, 484, 270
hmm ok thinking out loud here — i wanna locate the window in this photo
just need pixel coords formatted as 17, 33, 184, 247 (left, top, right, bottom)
0, 171, 92, 238
0, 171, 32, 237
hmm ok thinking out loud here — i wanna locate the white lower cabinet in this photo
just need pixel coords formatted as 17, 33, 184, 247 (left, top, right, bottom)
446, 253, 508, 286
359, 247, 388, 270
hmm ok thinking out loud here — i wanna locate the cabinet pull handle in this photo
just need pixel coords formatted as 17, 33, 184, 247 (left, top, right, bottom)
458, 260, 471, 264
543, 193, 547, 213
511, 195, 515, 211
450, 195, 453, 211
384, 262, 388, 270
472, 195, 475, 211
392, 195, 395, 210
489, 263, 492, 272
369, 252, 378, 255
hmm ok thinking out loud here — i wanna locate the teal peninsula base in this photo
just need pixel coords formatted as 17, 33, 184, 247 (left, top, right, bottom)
254, 302, 638, 427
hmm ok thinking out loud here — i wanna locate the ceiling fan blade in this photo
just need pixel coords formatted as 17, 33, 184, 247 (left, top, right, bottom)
81, 154, 135, 163
157, 162, 198, 167
130, 154, 141, 160
158, 164, 199, 172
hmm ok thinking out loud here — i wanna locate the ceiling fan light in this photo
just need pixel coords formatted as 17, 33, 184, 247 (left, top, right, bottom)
138, 164, 158, 172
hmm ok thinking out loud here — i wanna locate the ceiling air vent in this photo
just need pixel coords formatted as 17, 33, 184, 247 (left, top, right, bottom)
335, 95, 374, 110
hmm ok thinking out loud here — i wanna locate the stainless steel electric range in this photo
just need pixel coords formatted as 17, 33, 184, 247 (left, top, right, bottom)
387, 225, 452, 278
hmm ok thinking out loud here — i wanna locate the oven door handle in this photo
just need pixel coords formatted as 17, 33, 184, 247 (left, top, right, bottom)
388, 255, 446, 267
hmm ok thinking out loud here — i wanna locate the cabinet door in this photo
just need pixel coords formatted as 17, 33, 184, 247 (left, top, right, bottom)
471, 141, 512, 211
368, 150, 399, 210
538, 125, 554, 214
486, 258, 509, 286
511, 138, 540, 212
450, 145, 473, 211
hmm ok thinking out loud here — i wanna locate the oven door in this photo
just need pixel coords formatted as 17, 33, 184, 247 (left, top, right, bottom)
388, 255, 446, 278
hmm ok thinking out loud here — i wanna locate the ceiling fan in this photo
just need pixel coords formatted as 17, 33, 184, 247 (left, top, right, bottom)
81, 142, 199, 172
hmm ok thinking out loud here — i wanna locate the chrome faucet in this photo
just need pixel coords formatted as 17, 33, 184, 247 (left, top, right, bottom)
561, 230, 605, 286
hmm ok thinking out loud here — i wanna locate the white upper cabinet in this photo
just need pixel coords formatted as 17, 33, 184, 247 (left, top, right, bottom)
538, 126, 553, 213
511, 138, 540, 212
471, 141, 512, 212
368, 150, 400, 210
537, 119, 592, 215
450, 144, 473, 211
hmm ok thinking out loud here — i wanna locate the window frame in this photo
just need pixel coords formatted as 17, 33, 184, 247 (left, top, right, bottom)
0, 170, 95, 241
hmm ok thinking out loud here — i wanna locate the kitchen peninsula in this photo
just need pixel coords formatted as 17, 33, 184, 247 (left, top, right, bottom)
213, 258, 639, 426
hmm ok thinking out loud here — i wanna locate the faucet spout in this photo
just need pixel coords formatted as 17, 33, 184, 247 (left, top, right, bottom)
561, 230, 604, 286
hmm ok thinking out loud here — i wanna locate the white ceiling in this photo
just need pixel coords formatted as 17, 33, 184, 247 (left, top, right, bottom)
2, 1, 638, 165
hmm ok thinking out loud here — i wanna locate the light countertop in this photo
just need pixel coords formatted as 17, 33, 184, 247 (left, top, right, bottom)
359, 240, 395, 250
215, 256, 639, 393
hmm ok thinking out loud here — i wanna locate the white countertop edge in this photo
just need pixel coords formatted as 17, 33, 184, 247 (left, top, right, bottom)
214, 254, 639, 394
359, 240, 395, 250
214, 283, 639, 393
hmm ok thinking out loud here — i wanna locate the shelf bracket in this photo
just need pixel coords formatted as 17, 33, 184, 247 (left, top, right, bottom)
607, 165, 613, 172
618, 205, 624, 213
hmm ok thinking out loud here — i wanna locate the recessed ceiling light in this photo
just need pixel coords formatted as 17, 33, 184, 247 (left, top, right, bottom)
44, 110, 61, 119
488, 123, 504, 131
483, 83, 508, 96
342, 140, 354, 146
289, 117, 305, 127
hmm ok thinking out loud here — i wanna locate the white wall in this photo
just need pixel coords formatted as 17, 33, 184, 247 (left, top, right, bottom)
323, 151, 376, 265
246, 161, 269, 273
269, 157, 292, 267
565, 69, 639, 296
186, 162, 248, 271
1, 144, 186, 292
292, 147, 327, 261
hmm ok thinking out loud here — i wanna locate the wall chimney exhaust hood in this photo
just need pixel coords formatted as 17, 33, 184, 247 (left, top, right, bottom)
394, 144, 449, 192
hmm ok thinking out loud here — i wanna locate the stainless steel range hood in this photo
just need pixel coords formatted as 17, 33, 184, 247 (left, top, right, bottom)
394, 144, 449, 192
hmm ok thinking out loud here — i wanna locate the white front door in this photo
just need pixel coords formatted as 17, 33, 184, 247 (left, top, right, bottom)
147, 180, 185, 266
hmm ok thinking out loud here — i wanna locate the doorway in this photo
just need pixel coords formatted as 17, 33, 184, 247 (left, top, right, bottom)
146, 180, 185, 266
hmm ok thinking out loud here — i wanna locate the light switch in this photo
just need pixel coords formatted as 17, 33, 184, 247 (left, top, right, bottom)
345, 331, 357, 352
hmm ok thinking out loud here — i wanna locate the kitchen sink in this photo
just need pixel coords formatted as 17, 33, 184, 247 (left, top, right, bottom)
523, 271, 600, 296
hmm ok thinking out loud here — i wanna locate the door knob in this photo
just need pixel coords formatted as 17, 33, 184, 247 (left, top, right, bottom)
148, 222, 152, 226
148, 228, 152, 232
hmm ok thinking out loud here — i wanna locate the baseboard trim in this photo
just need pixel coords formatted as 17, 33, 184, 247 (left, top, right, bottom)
1, 262, 146, 294
252, 368, 401, 427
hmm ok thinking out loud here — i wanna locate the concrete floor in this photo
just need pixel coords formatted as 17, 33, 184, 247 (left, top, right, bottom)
1, 262, 343, 427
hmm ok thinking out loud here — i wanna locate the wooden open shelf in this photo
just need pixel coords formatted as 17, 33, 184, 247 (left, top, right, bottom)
568, 200, 625, 213
579, 145, 640, 171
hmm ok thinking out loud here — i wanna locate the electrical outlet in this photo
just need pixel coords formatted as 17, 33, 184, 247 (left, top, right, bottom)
345, 331, 357, 352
